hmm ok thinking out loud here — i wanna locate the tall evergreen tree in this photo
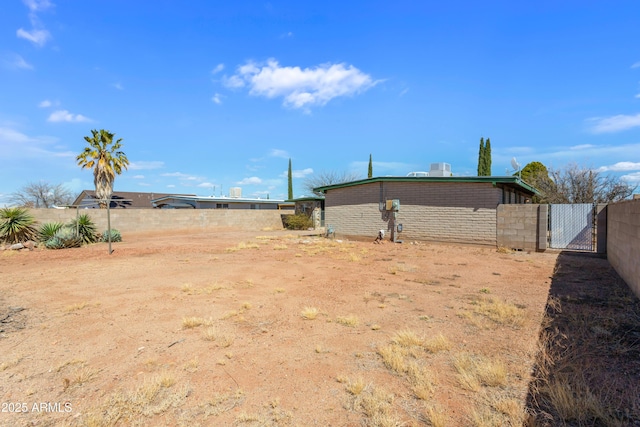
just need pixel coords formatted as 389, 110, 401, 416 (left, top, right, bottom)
477, 137, 485, 176
287, 158, 293, 200
485, 138, 492, 176
368, 154, 373, 178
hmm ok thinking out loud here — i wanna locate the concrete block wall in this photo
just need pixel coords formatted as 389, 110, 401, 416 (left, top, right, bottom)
29, 209, 290, 234
607, 199, 640, 298
324, 181, 501, 245
496, 204, 545, 251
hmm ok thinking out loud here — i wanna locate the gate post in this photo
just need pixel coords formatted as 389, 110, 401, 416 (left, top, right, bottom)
537, 204, 548, 252
596, 204, 607, 254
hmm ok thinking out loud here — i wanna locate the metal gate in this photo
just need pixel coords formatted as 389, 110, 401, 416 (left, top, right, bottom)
549, 204, 595, 251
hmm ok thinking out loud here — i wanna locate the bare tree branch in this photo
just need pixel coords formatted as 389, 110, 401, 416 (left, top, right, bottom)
10, 182, 74, 208
532, 163, 636, 204
303, 170, 363, 195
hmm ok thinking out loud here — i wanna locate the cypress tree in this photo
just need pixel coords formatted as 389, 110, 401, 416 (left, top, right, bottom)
287, 158, 293, 200
480, 138, 484, 176
368, 154, 373, 178
485, 138, 492, 176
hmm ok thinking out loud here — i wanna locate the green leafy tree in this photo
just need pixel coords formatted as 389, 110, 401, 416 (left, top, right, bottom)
477, 137, 485, 176
77, 129, 129, 209
287, 158, 293, 200
484, 138, 492, 176
368, 154, 373, 178
518, 161, 549, 184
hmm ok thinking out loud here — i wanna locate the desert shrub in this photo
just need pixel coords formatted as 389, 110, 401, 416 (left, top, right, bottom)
45, 226, 82, 249
38, 222, 64, 242
102, 229, 122, 242
68, 214, 98, 244
284, 213, 313, 230
0, 207, 38, 243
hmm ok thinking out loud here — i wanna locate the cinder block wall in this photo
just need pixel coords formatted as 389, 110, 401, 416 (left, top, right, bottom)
29, 209, 290, 233
325, 181, 501, 245
496, 204, 546, 251
607, 199, 640, 298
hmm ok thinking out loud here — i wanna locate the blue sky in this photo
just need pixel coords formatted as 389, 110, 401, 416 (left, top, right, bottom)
2, 0, 640, 204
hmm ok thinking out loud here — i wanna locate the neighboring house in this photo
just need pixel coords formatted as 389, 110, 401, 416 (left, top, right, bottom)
151, 194, 294, 210
288, 195, 325, 228
314, 176, 537, 245
73, 190, 196, 209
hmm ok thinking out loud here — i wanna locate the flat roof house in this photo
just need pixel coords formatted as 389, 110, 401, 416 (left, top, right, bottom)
151, 195, 294, 210
314, 176, 537, 245
73, 190, 196, 209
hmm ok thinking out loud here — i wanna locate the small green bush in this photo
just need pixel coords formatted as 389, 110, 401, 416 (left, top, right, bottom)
68, 213, 97, 244
45, 226, 82, 249
0, 207, 38, 243
39, 222, 64, 242
102, 229, 122, 242
284, 213, 313, 230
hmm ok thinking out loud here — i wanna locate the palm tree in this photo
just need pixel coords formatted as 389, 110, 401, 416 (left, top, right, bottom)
77, 129, 130, 209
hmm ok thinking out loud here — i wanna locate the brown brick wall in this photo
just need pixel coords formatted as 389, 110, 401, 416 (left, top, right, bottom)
29, 209, 291, 234
324, 182, 501, 245
607, 199, 640, 298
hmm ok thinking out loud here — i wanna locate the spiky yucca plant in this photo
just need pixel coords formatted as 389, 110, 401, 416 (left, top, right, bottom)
69, 214, 97, 244
39, 222, 64, 242
45, 226, 82, 249
101, 229, 122, 242
0, 207, 38, 243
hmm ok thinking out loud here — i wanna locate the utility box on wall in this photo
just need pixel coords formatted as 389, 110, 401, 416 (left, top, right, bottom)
385, 199, 400, 211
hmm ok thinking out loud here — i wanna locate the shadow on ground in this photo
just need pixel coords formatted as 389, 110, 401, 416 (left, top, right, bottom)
525, 252, 640, 426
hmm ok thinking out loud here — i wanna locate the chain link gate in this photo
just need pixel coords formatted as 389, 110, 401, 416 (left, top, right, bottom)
549, 204, 596, 251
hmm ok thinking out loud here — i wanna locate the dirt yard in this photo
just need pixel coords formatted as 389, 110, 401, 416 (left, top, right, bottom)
0, 229, 634, 426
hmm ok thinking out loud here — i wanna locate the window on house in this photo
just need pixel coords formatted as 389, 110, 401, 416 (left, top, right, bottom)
216, 203, 229, 209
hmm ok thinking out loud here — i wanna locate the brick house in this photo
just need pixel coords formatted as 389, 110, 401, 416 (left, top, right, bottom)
314, 176, 537, 245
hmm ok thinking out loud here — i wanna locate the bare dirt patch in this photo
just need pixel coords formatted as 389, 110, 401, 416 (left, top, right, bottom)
0, 229, 633, 426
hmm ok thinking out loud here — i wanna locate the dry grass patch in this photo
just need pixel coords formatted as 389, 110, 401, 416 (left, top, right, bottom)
392, 329, 424, 347
83, 373, 186, 426
350, 384, 400, 427
200, 389, 244, 417
0, 356, 23, 372
182, 316, 210, 329
424, 404, 448, 427
272, 244, 288, 250
406, 362, 436, 400
345, 377, 366, 396
63, 301, 89, 313
423, 333, 452, 353
464, 296, 526, 328
335, 314, 359, 327
377, 344, 407, 373
453, 353, 507, 391
301, 306, 319, 320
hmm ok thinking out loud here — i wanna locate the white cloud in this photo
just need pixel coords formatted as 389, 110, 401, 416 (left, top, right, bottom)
16, 28, 51, 46
598, 162, 640, 172
0, 126, 73, 161
211, 63, 224, 74
138, 182, 151, 187
588, 113, 640, 133
399, 88, 409, 97
197, 182, 215, 188
167, 184, 176, 188
621, 172, 640, 184
269, 149, 289, 158
635, 94, 640, 99
38, 99, 52, 108
132, 175, 145, 179
212, 93, 223, 104
570, 144, 595, 150
632, 61, 640, 69
292, 168, 313, 178
22, 0, 53, 12
237, 177, 262, 185
47, 110, 91, 123
3, 53, 33, 70
224, 59, 378, 110
112, 82, 123, 90
129, 161, 164, 170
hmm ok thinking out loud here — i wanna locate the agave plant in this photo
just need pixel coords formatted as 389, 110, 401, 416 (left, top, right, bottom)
45, 226, 82, 249
38, 222, 64, 242
101, 228, 122, 242
68, 214, 98, 244
0, 207, 38, 243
